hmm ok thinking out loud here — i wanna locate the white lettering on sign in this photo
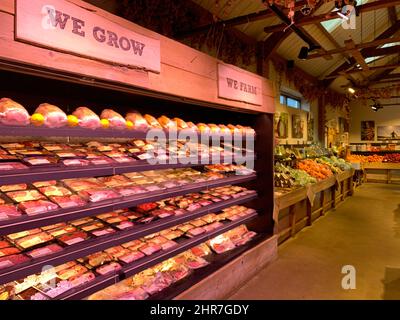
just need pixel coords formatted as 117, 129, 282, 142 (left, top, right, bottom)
16, 0, 161, 73
218, 63, 263, 106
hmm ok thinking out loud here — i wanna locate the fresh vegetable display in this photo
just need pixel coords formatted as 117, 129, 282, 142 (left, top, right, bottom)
296, 159, 333, 181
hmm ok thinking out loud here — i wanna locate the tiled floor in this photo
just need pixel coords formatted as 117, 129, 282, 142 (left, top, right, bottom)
230, 183, 400, 300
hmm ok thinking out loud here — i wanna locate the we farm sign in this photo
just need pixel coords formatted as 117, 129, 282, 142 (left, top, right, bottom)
15, 0, 161, 73
217, 64, 263, 106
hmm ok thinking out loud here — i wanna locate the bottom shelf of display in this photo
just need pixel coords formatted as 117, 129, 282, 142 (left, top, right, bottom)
57, 212, 258, 300
148, 233, 267, 300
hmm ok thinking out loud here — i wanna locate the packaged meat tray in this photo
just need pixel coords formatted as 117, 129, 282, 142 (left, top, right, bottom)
149, 209, 173, 219
70, 217, 94, 227
26, 244, 63, 259
0, 162, 28, 171
113, 220, 134, 230
57, 264, 88, 280
0, 204, 22, 221
163, 230, 184, 240
203, 222, 224, 233
136, 202, 158, 213
118, 251, 145, 264
50, 195, 86, 209
62, 178, 104, 192
178, 224, 194, 233
121, 239, 144, 251
22, 157, 58, 167
208, 236, 236, 254
126, 113, 149, 131
0, 154, 18, 161
62, 159, 90, 167
104, 246, 130, 260
0, 247, 21, 257
39, 186, 72, 197
32, 181, 57, 188
89, 157, 115, 166
190, 219, 207, 227
185, 256, 209, 270
36, 280, 73, 299
139, 244, 162, 256
58, 231, 89, 246
98, 175, 132, 188
90, 227, 116, 238
114, 186, 147, 197
6, 190, 46, 203
0, 254, 30, 270
141, 273, 174, 295
6, 228, 42, 241
112, 156, 136, 163
187, 227, 206, 237
78, 188, 120, 203
102, 214, 129, 225
79, 222, 105, 232
18, 200, 59, 216
100, 109, 126, 130
82, 252, 112, 268
96, 262, 122, 275
15, 232, 54, 250
54, 151, 86, 159
41, 144, 65, 151
0, 184, 28, 192
137, 216, 156, 224
161, 240, 178, 251
190, 244, 211, 257
0, 240, 12, 249
69, 272, 96, 288
121, 211, 143, 221
41, 222, 67, 231
48, 226, 77, 238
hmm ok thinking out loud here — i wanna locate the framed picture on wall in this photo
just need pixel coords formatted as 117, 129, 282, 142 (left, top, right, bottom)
275, 112, 288, 139
361, 121, 375, 141
292, 114, 304, 139
307, 113, 314, 142
377, 126, 400, 140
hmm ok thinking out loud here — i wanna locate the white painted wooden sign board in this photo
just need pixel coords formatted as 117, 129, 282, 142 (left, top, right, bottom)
15, 0, 161, 73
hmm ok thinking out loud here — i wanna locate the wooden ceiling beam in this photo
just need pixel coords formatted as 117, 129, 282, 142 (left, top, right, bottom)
307, 36, 400, 59
176, 1, 309, 39
322, 20, 400, 82
388, 6, 398, 25
362, 45, 400, 58
344, 39, 369, 70
325, 64, 400, 79
264, 0, 400, 34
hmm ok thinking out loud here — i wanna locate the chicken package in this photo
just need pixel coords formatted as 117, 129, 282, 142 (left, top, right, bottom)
144, 114, 162, 129
0, 98, 30, 126
158, 116, 177, 130
125, 112, 149, 131
6, 190, 46, 203
100, 109, 126, 130
72, 107, 101, 129
173, 118, 188, 130
33, 103, 67, 128
49, 195, 87, 209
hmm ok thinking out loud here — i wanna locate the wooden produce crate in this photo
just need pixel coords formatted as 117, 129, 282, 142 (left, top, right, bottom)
363, 163, 400, 184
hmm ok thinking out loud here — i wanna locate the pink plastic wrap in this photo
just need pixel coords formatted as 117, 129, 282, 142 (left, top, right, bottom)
125, 112, 149, 131
18, 200, 59, 216
72, 107, 101, 129
0, 98, 30, 126
34, 103, 67, 128
78, 188, 121, 203
100, 109, 126, 130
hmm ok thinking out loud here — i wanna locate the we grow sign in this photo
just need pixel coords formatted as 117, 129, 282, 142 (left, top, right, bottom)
15, 0, 161, 73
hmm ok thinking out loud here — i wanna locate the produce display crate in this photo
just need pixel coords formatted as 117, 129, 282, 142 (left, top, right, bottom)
362, 163, 400, 184
275, 169, 354, 244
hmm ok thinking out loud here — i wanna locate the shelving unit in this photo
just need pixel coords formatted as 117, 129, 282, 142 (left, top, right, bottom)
0, 0, 275, 299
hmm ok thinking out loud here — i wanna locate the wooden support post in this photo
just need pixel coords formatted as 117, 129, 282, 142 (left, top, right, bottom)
341, 181, 345, 201
331, 186, 336, 209
320, 190, 325, 216
388, 169, 392, 184
289, 204, 296, 237
306, 198, 312, 226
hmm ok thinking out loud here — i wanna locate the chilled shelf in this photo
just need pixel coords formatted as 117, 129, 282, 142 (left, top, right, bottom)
57, 212, 258, 300
0, 125, 251, 140
0, 156, 255, 186
0, 174, 257, 235
0, 193, 256, 285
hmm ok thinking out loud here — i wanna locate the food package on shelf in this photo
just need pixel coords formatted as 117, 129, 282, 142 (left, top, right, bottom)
0, 184, 28, 192
0, 98, 30, 126
172, 118, 188, 130
144, 114, 162, 129
18, 200, 59, 216
0, 162, 28, 171
62, 178, 104, 192
33, 103, 67, 128
125, 112, 149, 130
49, 195, 87, 209
0, 204, 22, 221
6, 190, 46, 203
72, 107, 101, 129
158, 116, 177, 130
0, 254, 30, 270
100, 109, 126, 130
78, 188, 120, 203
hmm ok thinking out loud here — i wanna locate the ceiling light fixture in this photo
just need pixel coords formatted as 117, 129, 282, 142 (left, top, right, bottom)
348, 87, 356, 94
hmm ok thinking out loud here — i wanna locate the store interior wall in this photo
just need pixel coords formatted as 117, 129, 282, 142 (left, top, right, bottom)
349, 99, 400, 144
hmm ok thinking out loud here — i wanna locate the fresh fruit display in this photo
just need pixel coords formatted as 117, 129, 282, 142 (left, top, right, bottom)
383, 154, 400, 163
296, 159, 333, 181
275, 163, 317, 187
